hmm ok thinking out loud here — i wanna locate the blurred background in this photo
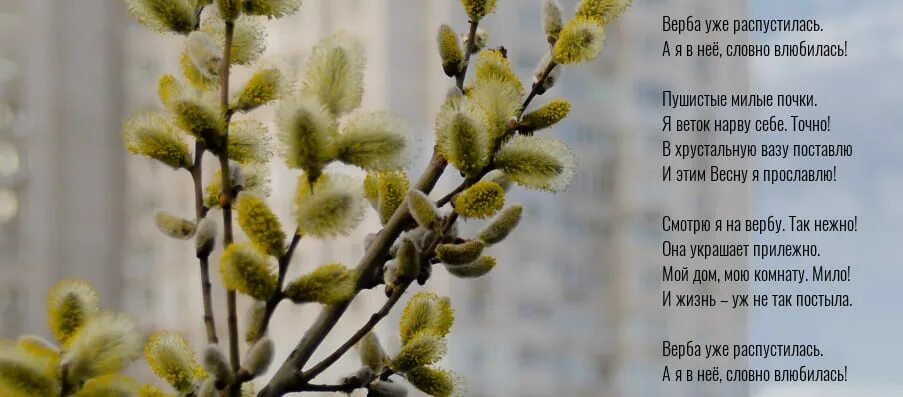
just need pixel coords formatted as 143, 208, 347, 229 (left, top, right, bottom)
0, 0, 900, 396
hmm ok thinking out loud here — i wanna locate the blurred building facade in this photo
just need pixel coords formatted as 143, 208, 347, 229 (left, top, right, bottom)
3, 1, 750, 397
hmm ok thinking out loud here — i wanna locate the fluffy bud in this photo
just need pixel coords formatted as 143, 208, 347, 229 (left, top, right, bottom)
46, 280, 99, 346
533, 53, 561, 95
0, 345, 59, 396
201, 14, 267, 65
459, 0, 497, 21
74, 374, 140, 396
356, 332, 387, 371
294, 174, 366, 238
390, 332, 446, 373
284, 263, 357, 304
181, 50, 218, 91
155, 211, 197, 239
575, 0, 633, 25
337, 112, 409, 172
407, 190, 440, 230
462, 28, 489, 53
124, 0, 196, 34
236, 193, 286, 257
276, 95, 338, 182
63, 313, 142, 384
233, 67, 288, 112
395, 237, 420, 282
445, 256, 496, 278
468, 79, 522, 139
216, 0, 241, 21
481, 169, 512, 191
203, 344, 232, 383
123, 112, 192, 169
229, 120, 273, 164
186, 31, 223, 79
399, 293, 454, 344
363, 172, 380, 209
436, 24, 463, 77
383, 259, 400, 290
478, 205, 523, 244
368, 380, 408, 397
405, 366, 456, 397
375, 171, 409, 225
302, 33, 365, 116
197, 378, 219, 397
434, 98, 490, 177
453, 181, 505, 219
17, 335, 59, 363
520, 98, 570, 132
157, 74, 184, 110
474, 49, 524, 95
171, 95, 224, 141
552, 17, 606, 64
241, 338, 274, 377
542, 0, 564, 40
243, 0, 302, 18
436, 240, 484, 265
494, 135, 577, 192
144, 332, 204, 393
219, 243, 277, 300
244, 301, 267, 343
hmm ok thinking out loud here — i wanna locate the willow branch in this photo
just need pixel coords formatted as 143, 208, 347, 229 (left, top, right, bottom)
252, 229, 302, 343
190, 141, 219, 345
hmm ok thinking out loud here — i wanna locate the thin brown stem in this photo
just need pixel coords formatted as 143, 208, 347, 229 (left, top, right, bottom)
191, 141, 219, 345
455, 21, 480, 88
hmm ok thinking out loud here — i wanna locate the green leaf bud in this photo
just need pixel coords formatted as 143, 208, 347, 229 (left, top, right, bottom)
519, 98, 570, 132
407, 190, 440, 231
356, 332, 387, 371
219, 243, 277, 300
494, 135, 577, 192
64, 313, 142, 384
276, 95, 338, 181
376, 171, 410, 225
243, 0, 302, 18
459, 0, 497, 21
284, 263, 357, 304
202, 344, 232, 383
436, 24, 463, 77
445, 256, 496, 278
236, 193, 286, 257
436, 240, 484, 265
0, 345, 59, 397
478, 204, 523, 244
46, 280, 99, 346
542, 0, 564, 40
228, 120, 273, 164
337, 112, 409, 172
241, 337, 274, 378
122, 112, 192, 169
453, 181, 505, 219
301, 33, 365, 116
434, 97, 490, 177
390, 332, 446, 373
368, 380, 408, 397
474, 49, 524, 95
405, 366, 456, 397
155, 211, 197, 239
144, 331, 205, 393
552, 17, 606, 64
294, 173, 366, 238
73, 374, 140, 397
124, 0, 197, 34
399, 292, 454, 344
575, 0, 633, 25
186, 31, 223, 79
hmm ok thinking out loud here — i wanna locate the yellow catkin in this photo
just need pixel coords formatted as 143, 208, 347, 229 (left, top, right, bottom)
144, 332, 205, 393
453, 181, 505, 219
552, 17, 606, 64
284, 264, 357, 304
219, 243, 277, 300
520, 98, 571, 132
236, 193, 286, 257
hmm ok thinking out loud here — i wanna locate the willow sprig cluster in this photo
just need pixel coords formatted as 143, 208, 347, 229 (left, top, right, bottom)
0, 0, 631, 396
